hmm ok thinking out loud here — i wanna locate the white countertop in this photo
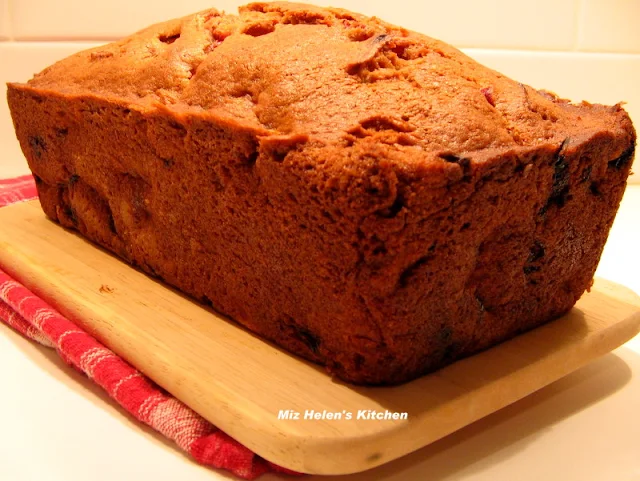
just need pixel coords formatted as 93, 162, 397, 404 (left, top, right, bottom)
0, 170, 639, 481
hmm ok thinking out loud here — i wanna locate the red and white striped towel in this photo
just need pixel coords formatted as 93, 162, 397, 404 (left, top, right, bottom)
0, 175, 299, 480
0, 175, 38, 206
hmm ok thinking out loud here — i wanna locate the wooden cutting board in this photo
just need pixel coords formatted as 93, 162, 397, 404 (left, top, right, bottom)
1, 200, 639, 475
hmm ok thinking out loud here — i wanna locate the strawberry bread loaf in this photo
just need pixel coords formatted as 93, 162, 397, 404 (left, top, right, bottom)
7, 2, 635, 384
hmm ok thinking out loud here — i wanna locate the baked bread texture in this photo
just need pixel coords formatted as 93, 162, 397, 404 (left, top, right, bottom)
7, 2, 636, 384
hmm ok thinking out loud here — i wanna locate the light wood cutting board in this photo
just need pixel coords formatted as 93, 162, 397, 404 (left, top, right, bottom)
0, 200, 639, 475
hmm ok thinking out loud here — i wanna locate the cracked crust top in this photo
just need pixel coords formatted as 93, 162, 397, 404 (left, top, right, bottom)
19, 2, 631, 156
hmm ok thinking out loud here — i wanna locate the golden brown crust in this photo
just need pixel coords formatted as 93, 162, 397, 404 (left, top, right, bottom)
7, 2, 637, 384
20, 2, 627, 151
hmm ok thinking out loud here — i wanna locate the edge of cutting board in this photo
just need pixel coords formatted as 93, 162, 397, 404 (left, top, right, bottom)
1, 200, 639, 475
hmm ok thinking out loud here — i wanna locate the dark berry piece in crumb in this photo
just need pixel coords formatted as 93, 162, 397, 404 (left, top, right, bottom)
399, 254, 432, 288
377, 195, 404, 218
540, 138, 571, 216
159, 33, 180, 44
481, 86, 496, 107
294, 325, 321, 353
28, 135, 47, 159
272, 150, 287, 162
64, 206, 78, 225
551, 138, 571, 201
161, 157, 175, 168
56, 128, 69, 138
438, 152, 470, 168
69, 174, 80, 186
439, 152, 461, 163
439, 325, 453, 343
245, 151, 259, 165
523, 265, 541, 275
476, 295, 486, 313
353, 353, 365, 371
107, 212, 118, 234
439, 152, 471, 180
608, 144, 635, 171
527, 241, 545, 263
525, 241, 545, 275
442, 339, 459, 361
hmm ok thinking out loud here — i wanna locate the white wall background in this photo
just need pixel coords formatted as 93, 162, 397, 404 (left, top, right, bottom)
1, 0, 639, 180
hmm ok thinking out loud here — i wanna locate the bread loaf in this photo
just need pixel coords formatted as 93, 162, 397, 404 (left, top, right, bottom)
7, 2, 635, 384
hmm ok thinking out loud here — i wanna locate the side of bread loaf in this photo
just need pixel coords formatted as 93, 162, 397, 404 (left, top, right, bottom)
7, 2, 635, 384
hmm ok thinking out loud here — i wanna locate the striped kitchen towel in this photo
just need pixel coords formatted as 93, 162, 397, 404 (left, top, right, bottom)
0, 174, 299, 480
